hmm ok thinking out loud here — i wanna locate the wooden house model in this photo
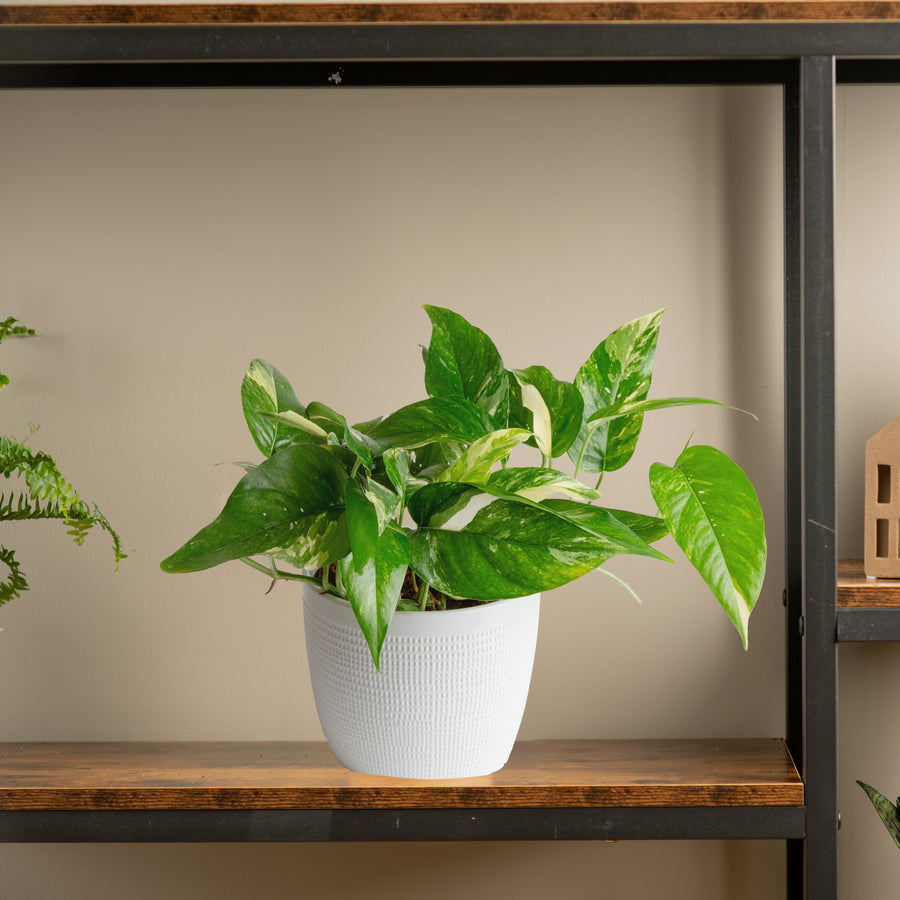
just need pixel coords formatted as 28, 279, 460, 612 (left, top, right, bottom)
865, 415, 900, 577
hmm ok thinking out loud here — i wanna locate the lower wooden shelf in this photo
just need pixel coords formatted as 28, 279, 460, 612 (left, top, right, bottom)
0, 739, 804, 843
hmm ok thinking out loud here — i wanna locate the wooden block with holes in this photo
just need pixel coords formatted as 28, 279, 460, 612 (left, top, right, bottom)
865, 416, 900, 577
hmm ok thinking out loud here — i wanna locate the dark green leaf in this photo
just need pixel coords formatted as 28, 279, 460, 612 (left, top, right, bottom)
858, 781, 900, 850
568, 311, 663, 475
241, 359, 306, 457
368, 397, 495, 451
649, 444, 766, 649
423, 305, 510, 423
161, 444, 349, 574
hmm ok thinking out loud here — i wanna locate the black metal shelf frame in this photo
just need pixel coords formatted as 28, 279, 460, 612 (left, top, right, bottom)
1, 805, 808, 844
0, 14, 871, 898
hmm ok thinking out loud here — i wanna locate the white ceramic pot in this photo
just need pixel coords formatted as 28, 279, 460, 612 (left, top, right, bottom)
302, 586, 540, 779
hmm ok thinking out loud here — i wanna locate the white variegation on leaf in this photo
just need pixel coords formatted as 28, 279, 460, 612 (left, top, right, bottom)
437, 428, 530, 484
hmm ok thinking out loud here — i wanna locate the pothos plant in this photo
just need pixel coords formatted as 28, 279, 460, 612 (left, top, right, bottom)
0, 316, 125, 605
162, 307, 766, 669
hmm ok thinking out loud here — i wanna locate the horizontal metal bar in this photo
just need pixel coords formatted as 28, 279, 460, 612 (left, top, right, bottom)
837, 608, 900, 641
2, 22, 900, 66
0, 806, 806, 843
0, 58, 798, 89
837, 58, 900, 82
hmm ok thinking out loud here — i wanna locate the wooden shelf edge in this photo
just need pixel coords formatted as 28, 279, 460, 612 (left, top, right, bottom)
4, 2, 900, 26
0, 738, 803, 812
838, 558, 900, 607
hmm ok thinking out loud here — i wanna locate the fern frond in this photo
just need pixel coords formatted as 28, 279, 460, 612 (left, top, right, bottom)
0, 317, 35, 342
0, 436, 82, 517
0, 436, 127, 577
0, 546, 28, 605
0, 317, 36, 391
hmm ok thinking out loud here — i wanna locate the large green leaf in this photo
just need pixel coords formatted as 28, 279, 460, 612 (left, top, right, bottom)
422, 305, 510, 423
649, 444, 766, 649
339, 522, 410, 670
161, 444, 349, 574
568, 311, 663, 475
368, 397, 495, 451
541, 498, 670, 549
509, 366, 584, 459
408, 490, 667, 600
436, 428, 530, 483
858, 782, 900, 850
241, 359, 307, 457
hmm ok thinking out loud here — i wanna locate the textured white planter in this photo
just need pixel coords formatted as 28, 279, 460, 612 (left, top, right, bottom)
302, 586, 540, 779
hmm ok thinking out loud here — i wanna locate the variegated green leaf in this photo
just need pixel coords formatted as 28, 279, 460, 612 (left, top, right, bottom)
568, 311, 663, 475
339, 521, 410, 670
305, 401, 376, 468
345, 480, 380, 575
160, 444, 349, 574
407, 480, 477, 529
368, 397, 495, 451
383, 448, 412, 505
585, 395, 748, 428
486, 467, 602, 502
436, 428, 530, 484
510, 366, 584, 459
409, 491, 667, 600
363, 477, 401, 531
241, 359, 307, 457
262, 410, 328, 441
649, 444, 766, 649
858, 782, 900, 850
540, 499, 670, 554
423, 305, 510, 423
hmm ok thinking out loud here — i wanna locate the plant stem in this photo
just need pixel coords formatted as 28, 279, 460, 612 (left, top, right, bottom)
417, 576, 430, 611
239, 557, 328, 592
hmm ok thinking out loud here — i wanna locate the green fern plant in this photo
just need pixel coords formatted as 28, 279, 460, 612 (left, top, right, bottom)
0, 317, 125, 604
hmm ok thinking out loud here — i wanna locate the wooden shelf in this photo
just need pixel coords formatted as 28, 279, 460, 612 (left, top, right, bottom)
0, 740, 804, 842
4, 2, 900, 26
837, 558, 900, 607
837, 559, 900, 641
0, 739, 803, 811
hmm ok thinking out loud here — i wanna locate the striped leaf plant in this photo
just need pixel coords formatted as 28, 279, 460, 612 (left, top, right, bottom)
161, 306, 767, 670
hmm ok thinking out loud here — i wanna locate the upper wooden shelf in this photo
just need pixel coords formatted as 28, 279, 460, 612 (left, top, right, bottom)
4, 2, 900, 26
1, 739, 802, 811
837, 559, 900, 640
838, 558, 900, 607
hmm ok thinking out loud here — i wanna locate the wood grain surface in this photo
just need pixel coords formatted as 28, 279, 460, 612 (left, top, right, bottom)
3, 2, 900, 25
838, 558, 900, 607
0, 739, 803, 811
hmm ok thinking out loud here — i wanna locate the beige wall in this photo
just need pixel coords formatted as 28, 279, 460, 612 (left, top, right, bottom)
0, 80, 841, 898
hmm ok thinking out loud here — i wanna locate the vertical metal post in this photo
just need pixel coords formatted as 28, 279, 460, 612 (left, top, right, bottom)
799, 54, 838, 900
783, 67, 805, 900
